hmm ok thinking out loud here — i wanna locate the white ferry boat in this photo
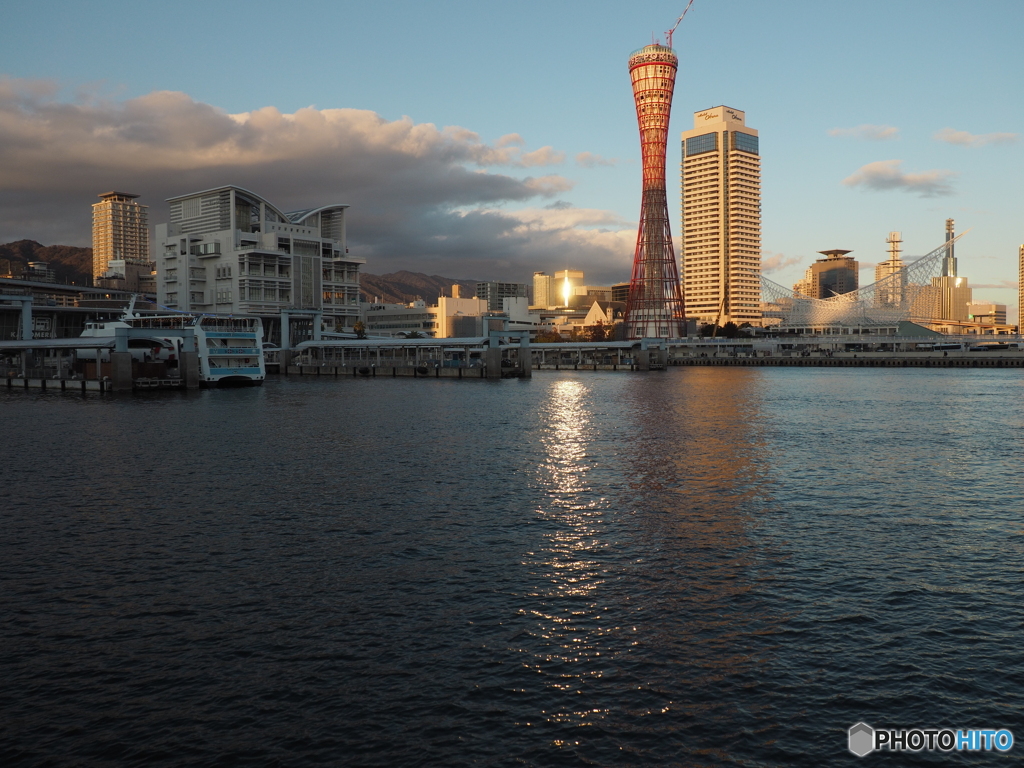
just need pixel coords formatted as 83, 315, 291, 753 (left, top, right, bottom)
78, 299, 265, 386
125, 314, 266, 386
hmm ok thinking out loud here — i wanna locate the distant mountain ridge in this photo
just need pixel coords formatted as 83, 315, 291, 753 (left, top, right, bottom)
0, 240, 92, 284
359, 271, 480, 305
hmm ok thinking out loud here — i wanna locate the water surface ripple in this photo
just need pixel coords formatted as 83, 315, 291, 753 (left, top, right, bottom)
2, 368, 1023, 766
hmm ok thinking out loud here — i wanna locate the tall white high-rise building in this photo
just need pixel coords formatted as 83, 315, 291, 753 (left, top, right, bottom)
1018, 244, 1023, 331
680, 106, 761, 326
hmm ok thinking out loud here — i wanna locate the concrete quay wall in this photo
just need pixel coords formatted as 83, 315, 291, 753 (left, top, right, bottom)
5, 377, 113, 392
672, 355, 1024, 368
286, 364, 491, 379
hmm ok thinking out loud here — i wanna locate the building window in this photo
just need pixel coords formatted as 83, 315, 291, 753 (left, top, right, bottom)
686, 132, 718, 156
732, 132, 759, 155
190, 242, 221, 256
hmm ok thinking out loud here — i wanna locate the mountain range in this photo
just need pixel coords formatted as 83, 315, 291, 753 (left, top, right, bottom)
0, 240, 93, 285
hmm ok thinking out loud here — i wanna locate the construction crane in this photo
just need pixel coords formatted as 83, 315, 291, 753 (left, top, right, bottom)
665, 0, 696, 49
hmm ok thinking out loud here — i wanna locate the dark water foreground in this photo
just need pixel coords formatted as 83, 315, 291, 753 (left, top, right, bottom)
2, 369, 1023, 766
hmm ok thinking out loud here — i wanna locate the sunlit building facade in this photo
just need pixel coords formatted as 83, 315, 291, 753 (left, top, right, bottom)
809, 250, 858, 298
92, 191, 150, 283
681, 106, 761, 326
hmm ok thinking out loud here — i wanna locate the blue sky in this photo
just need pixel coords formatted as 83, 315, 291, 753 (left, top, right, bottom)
1, 0, 1021, 314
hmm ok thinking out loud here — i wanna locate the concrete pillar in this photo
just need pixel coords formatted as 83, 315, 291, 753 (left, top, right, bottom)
637, 349, 650, 371
181, 351, 201, 388
20, 298, 32, 341
280, 312, 291, 350
485, 346, 502, 379
518, 334, 531, 378
110, 351, 133, 391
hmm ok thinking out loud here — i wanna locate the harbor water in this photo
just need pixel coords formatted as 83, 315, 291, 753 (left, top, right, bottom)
2, 368, 1023, 766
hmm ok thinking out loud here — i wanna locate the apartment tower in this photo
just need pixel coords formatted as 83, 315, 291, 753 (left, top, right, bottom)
681, 107, 761, 326
91, 191, 150, 281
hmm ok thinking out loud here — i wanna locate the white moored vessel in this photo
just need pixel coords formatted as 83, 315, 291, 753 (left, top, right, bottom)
125, 314, 266, 386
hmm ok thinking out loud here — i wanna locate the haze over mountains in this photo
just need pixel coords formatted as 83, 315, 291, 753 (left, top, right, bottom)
0, 241, 478, 304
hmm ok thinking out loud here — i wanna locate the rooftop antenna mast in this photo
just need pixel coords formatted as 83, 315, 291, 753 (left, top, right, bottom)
665, 0, 696, 49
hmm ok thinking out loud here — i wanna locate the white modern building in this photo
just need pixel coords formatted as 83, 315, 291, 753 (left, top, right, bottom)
154, 186, 364, 336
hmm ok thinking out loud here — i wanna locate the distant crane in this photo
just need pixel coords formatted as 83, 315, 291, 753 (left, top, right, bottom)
665, 0, 696, 48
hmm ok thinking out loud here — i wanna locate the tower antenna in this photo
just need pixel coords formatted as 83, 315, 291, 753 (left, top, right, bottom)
666, 0, 696, 49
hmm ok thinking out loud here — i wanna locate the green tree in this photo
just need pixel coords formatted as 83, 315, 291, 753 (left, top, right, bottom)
586, 320, 607, 342
353, 320, 367, 339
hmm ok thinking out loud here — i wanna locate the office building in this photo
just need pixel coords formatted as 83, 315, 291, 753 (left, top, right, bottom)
553, 269, 584, 307
154, 186, 364, 334
967, 302, 1007, 325
681, 106, 761, 326
809, 250, 858, 298
362, 301, 434, 337
931, 219, 971, 322
476, 281, 529, 312
533, 272, 552, 309
92, 192, 151, 286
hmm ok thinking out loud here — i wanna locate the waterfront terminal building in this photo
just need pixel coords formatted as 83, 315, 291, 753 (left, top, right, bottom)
155, 187, 364, 340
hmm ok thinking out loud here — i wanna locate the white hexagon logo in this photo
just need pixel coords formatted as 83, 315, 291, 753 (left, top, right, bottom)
849, 722, 875, 757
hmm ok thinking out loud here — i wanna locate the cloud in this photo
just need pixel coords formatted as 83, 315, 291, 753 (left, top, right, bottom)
828, 124, 899, 141
761, 252, 802, 273
516, 146, 565, 167
0, 78, 639, 283
970, 281, 1018, 290
842, 160, 956, 197
934, 128, 1018, 146
575, 151, 617, 167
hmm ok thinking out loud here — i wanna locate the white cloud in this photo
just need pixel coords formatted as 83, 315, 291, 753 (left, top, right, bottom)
761, 252, 802, 273
0, 79, 642, 281
517, 146, 565, 167
934, 128, 1018, 146
575, 151, 617, 167
828, 124, 899, 141
971, 280, 1018, 290
842, 160, 955, 197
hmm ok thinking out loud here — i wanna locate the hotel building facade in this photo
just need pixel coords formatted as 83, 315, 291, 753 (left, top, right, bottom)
680, 106, 761, 326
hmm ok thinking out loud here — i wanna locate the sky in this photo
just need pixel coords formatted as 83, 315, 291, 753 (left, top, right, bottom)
1, 0, 1021, 316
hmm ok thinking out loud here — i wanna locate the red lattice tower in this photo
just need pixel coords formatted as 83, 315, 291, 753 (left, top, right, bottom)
624, 44, 686, 339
